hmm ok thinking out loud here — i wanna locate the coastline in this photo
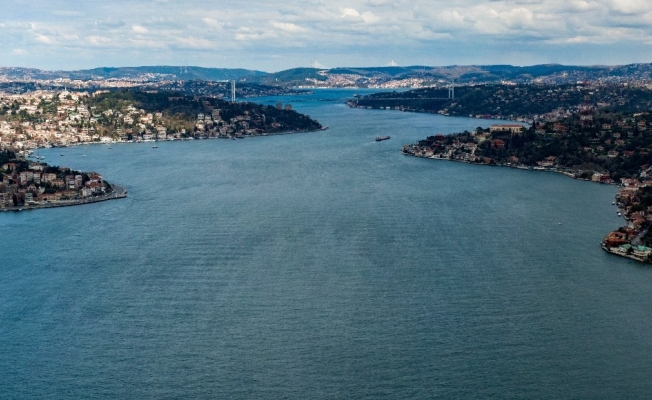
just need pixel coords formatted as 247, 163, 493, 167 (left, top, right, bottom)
402, 151, 615, 186
8, 127, 327, 214
403, 151, 652, 265
346, 101, 532, 124
601, 244, 649, 263
2, 183, 127, 212
25, 126, 328, 154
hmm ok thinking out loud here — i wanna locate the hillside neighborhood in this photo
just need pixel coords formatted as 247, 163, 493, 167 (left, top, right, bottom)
0, 89, 322, 153
0, 150, 120, 210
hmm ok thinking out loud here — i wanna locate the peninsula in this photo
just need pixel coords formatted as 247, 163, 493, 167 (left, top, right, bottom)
0, 149, 125, 211
0, 88, 323, 212
0, 89, 322, 152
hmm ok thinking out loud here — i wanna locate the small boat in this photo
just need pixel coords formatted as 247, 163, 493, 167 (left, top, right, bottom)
375, 136, 391, 142
152, 146, 158, 149
612, 201, 615, 205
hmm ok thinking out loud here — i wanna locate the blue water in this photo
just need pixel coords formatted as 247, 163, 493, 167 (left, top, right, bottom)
2, 90, 651, 399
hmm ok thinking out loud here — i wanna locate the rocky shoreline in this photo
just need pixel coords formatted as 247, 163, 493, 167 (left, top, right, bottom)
1, 183, 126, 212
404, 149, 604, 181
24, 125, 329, 152
403, 150, 652, 265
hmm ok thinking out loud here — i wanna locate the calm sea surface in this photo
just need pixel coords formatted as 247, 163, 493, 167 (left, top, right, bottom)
2, 89, 652, 399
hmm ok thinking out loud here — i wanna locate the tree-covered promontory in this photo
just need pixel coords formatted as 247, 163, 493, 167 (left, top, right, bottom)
85, 91, 322, 139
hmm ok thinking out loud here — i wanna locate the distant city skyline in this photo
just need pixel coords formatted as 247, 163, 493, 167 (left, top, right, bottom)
2, 0, 652, 72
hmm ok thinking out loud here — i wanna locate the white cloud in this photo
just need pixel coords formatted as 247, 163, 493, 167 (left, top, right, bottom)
1, 0, 652, 70
235, 27, 277, 41
131, 25, 148, 34
606, 0, 649, 15
88, 36, 111, 46
202, 18, 223, 29
34, 33, 54, 44
174, 36, 214, 49
271, 22, 306, 33
341, 8, 361, 18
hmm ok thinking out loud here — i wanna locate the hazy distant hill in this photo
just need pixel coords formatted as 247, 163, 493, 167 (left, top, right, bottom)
253, 64, 652, 86
257, 68, 328, 86
1, 64, 652, 86
0, 66, 267, 81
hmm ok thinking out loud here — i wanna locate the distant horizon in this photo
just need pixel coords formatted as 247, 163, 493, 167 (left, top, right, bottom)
3, 1, 652, 71
2, 62, 650, 75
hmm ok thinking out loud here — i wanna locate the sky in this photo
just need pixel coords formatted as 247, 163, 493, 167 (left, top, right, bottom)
2, 0, 652, 72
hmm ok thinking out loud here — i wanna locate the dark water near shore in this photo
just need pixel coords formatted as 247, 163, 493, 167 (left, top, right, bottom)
2, 90, 652, 399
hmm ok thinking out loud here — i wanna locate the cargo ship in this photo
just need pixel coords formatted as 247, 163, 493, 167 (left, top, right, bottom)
375, 136, 391, 142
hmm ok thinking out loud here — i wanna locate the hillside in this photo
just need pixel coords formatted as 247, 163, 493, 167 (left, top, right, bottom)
0, 90, 323, 149
350, 83, 652, 121
3, 64, 652, 87
259, 64, 652, 87
0, 66, 267, 82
